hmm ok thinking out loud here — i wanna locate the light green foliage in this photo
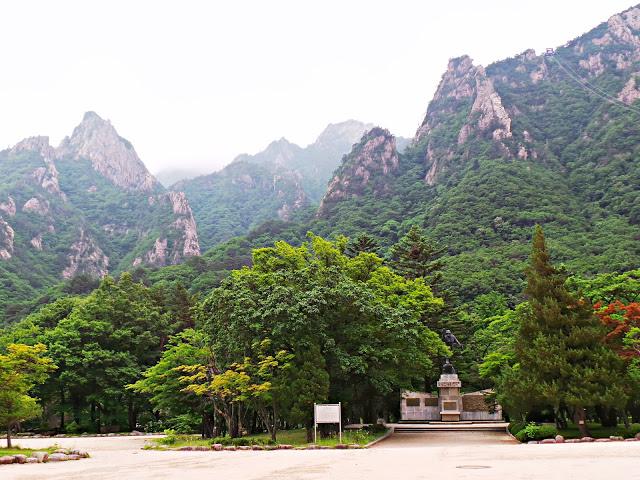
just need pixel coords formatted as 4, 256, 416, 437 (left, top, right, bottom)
197, 233, 447, 429
2, 273, 186, 433
567, 270, 640, 304
0, 343, 56, 447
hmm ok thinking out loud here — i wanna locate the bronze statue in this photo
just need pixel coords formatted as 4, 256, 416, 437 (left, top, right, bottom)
441, 329, 462, 375
442, 329, 462, 349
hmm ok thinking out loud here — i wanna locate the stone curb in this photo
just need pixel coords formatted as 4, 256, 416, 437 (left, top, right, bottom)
526, 436, 638, 444
15, 431, 156, 439
364, 428, 394, 448
0, 450, 90, 466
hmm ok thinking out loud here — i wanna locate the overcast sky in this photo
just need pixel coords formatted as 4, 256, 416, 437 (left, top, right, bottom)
0, 1, 634, 174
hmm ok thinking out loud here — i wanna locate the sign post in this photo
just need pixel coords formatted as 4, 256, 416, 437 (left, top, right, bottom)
313, 403, 342, 444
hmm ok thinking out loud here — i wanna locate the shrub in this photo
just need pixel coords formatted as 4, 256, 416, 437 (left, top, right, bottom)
349, 429, 369, 445
165, 414, 200, 434
508, 421, 527, 437
615, 423, 640, 438
157, 429, 178, 445
65, 421, 80, 434
210, 436, 273, 447
364, 424, 387, 434
515, 422, 557, 442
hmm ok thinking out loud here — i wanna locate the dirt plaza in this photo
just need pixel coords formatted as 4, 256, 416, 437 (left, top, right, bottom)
2, 431, 640, 480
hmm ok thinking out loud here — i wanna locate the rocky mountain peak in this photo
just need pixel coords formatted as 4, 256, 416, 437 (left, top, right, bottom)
10, 136, 55, 161
11, 136, 65, 198
57, 111, 157, 192
414, 56, 480, 144
313, 120, 375, 151
604, 5, 640, 47
317, 127, 398, 216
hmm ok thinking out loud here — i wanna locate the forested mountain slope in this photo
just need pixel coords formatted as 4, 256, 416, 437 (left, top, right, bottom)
0, 112, 200, 323
311, 5, 640, 301
175, 120, 373, 250
148, 5, 640, 306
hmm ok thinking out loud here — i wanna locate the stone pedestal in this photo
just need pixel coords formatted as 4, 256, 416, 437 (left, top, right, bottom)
437, 373, 462, 422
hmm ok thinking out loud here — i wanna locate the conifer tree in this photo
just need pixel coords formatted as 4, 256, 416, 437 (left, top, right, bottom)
510, 226, 627, 436
390, 226, 445, 286
344, 233, 379, 258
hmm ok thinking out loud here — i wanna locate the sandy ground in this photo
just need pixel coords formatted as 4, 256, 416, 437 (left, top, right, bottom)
2, 431, 640, 480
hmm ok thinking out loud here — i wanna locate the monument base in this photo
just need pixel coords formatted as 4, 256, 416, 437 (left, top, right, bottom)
440, 412, 461, 422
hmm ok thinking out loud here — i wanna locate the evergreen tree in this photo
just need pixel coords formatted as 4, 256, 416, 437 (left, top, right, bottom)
344, 233, 379, 258
508, 226, 627, 435
390, 226, 445, 287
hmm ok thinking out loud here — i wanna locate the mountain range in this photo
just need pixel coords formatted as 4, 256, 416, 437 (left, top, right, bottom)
1, 4, 640, 323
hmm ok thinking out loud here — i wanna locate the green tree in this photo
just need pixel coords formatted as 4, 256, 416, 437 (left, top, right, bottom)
128, 330, 214, 436
505, 226, 627, 435
389, 225, 445, 289
0, 344, 56, 447
344, 233, 380, 257
197, 233, 447, 428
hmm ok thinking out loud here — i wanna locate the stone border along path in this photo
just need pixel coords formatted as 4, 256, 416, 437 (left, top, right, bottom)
0, 448, 90, 466
526, 433, 640, 444
175, 443, 366, 451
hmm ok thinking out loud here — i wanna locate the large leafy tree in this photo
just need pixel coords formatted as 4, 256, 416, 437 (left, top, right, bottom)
197, 233, 447, 431
0, 344, 56, 447
505, 226, 627, 435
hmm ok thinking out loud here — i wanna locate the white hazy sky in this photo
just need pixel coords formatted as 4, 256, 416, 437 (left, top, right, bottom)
0, 1, 634, 173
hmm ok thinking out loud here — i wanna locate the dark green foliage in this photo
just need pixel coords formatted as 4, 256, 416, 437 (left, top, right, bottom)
389, 225, 445, 285
514, 423, 558, 442
503, 227, 627, 434
344, 233, 380, 257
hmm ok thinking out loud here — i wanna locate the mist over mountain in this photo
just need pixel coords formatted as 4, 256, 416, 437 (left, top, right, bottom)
175, 120, 374, 250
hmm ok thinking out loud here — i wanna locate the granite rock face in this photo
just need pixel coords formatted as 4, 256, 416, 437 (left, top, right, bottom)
62, 229, 110, 279
57, 111, 157, 192
318, 127, 399, 216
0, 218, 15, 260
411, 4, 640, 187
0, 112, 200, 286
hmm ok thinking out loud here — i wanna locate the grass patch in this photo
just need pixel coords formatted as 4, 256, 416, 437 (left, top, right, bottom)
0, 446, 58, 457
147, 427, 386, 450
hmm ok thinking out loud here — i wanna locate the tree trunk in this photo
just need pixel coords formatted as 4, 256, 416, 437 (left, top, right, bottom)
59, 385, 66, 432
6, 426, 12, 448
271, 399, 277, 442
127, 398, 137, 431
595, 405, 618, 427
229, 404, 239, 438
574, 407, 590, 437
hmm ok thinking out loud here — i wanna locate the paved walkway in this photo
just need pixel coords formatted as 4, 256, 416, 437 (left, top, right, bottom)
2, 433, 640, 479
375, 430, 516, 448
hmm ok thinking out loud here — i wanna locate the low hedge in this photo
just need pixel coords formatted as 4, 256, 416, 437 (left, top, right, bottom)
514, 423, 558, 442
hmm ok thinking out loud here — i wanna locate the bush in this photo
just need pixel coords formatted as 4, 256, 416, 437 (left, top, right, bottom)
349, 429, 369, 445
157, 429, 178, 445
515, 423, 558, 442
615, 423, 640, 439
142, 419, 165, 434
508, 421, 527, 437
210, 436, 274, 447
65, 421, 80, 434
165, 414, 200, 434
364, 424, 387, 434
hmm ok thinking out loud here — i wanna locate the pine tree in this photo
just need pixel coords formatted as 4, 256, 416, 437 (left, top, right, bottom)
389, 226, 445, 285
344, 233, 379, 257
510, 226, 627, 436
